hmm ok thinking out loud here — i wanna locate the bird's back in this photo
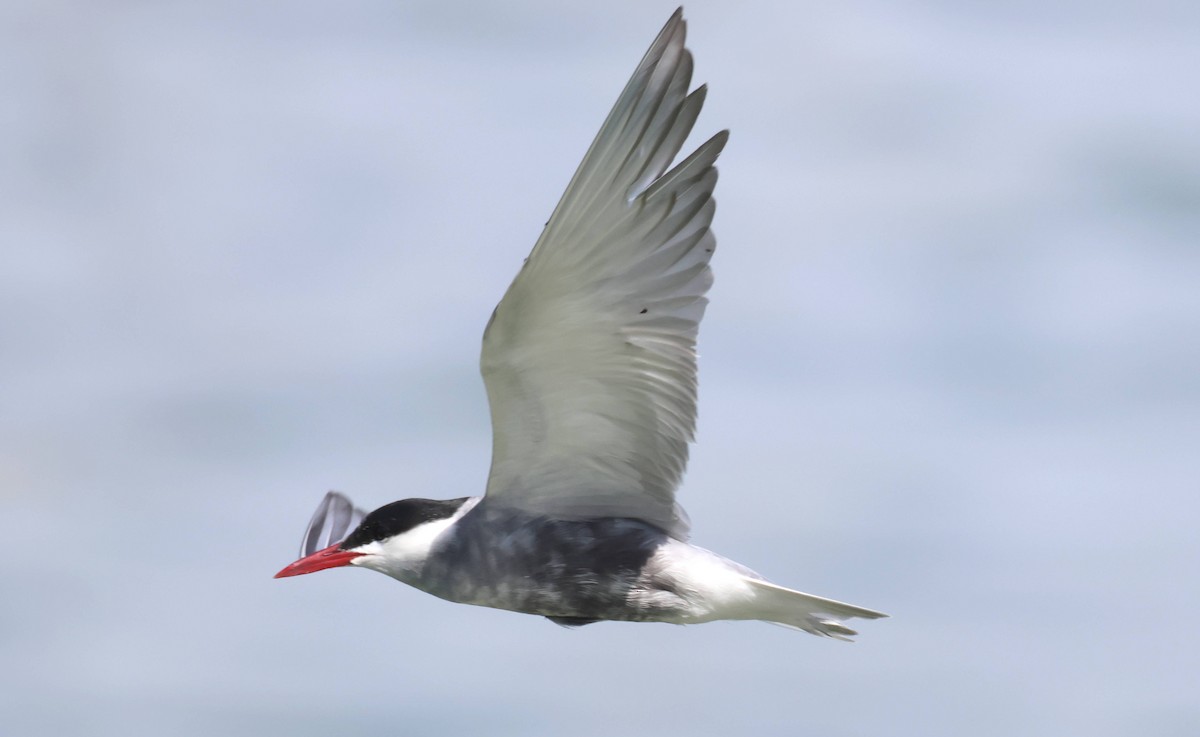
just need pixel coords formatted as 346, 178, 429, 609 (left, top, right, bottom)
419, 503, 680, 623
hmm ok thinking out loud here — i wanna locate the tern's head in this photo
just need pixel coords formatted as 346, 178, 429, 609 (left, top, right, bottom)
274, 497, 475, 582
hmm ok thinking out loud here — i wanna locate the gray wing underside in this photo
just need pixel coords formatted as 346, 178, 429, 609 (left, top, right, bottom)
299, 491, 366, 557
479, 9, 726, 540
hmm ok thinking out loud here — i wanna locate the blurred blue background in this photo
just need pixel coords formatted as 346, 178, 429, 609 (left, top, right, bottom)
3, 1, 1198, 735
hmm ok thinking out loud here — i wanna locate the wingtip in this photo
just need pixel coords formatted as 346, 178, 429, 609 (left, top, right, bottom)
653, 7, 687, 56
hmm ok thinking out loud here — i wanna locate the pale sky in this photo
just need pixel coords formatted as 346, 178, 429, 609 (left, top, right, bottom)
3, 2, 1198, 735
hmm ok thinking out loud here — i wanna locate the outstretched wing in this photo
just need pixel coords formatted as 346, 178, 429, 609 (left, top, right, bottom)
480, 10, 726, 540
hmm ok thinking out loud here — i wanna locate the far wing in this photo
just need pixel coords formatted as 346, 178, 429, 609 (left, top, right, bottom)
480, 10, 726, 540
299, 491, 367, 557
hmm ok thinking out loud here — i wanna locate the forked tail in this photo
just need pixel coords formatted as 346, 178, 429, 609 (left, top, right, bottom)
743, 578, 887, 641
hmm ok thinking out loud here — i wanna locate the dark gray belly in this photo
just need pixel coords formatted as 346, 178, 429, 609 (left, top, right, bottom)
417, 504, 678, 622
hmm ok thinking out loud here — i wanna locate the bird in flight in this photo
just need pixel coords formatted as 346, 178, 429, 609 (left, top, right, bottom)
275, 8, 886, 640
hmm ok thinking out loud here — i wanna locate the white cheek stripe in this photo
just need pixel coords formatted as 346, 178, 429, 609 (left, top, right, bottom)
351, 497, 482, 575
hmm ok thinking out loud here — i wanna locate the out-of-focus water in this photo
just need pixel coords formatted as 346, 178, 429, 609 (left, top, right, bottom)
3, 2, 1197, 735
